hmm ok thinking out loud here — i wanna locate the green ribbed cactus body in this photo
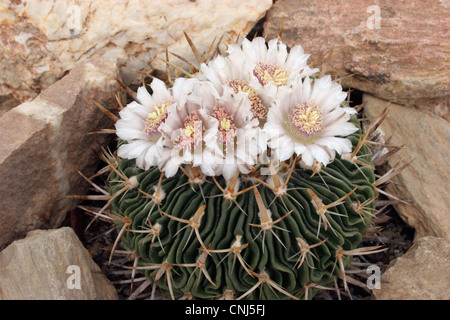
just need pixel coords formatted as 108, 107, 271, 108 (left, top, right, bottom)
109, 118, 375, 300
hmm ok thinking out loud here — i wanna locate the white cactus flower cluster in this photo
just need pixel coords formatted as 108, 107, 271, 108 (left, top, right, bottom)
115, 37, 358, 181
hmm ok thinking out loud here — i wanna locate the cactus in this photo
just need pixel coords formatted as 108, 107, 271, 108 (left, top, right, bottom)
109, 117, 380, 300
78, 37, 395, 300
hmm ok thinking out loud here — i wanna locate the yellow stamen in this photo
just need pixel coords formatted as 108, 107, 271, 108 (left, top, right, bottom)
287, 101, 324, 139
211, 105, 237, 147
176, 111, 204, 149
226, 79, 267, 120
184, 125, 195, 137
144, 99, 172, 137
220, 118, 231, 130
253, 62, 289, 87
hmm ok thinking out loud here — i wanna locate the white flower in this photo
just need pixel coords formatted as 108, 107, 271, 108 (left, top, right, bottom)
115, 78, 174, 170
157, 79, 223, 177
264, 75, 358, 167
199, 52, 268, 122
203, 88, 263, 181
230, 37, 317, 86
199, 37, 317, 123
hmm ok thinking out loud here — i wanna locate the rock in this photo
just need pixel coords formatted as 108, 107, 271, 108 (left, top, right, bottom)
363, 94, 450, 240
263, 0, 450, 117
0, 227, 118, 300
373, 236, 450, 300
0, 57, 125, 249
0, 0, 272, 102
0, 96, 19, 118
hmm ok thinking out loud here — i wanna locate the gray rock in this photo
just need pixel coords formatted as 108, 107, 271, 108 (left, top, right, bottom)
363, 94, 450, 240
0, 227, 118, 300
373, 236, 450, 300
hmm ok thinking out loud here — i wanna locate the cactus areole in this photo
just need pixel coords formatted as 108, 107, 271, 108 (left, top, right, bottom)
108, 38, 379, 300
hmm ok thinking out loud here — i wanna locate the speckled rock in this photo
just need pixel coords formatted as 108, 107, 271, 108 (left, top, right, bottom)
263, 0, 450, 118
0, 0, 272, 101
0, 227, 118, 300
363, 94, 450, 240
373, 236, 450, 300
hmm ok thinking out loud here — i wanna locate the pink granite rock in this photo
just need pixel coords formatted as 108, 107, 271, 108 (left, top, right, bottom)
264, 0, 450, 117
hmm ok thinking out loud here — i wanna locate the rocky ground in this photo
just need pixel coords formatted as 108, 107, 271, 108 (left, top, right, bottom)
0, 0, 449, 300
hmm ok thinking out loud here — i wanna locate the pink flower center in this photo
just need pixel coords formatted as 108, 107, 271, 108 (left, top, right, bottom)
253, 62, 289, 87
226, 79, 267, 120
211, 105, 237, 148
287, 101, 324, 140
143, 99, 172, 139
175, 111, 205, 149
